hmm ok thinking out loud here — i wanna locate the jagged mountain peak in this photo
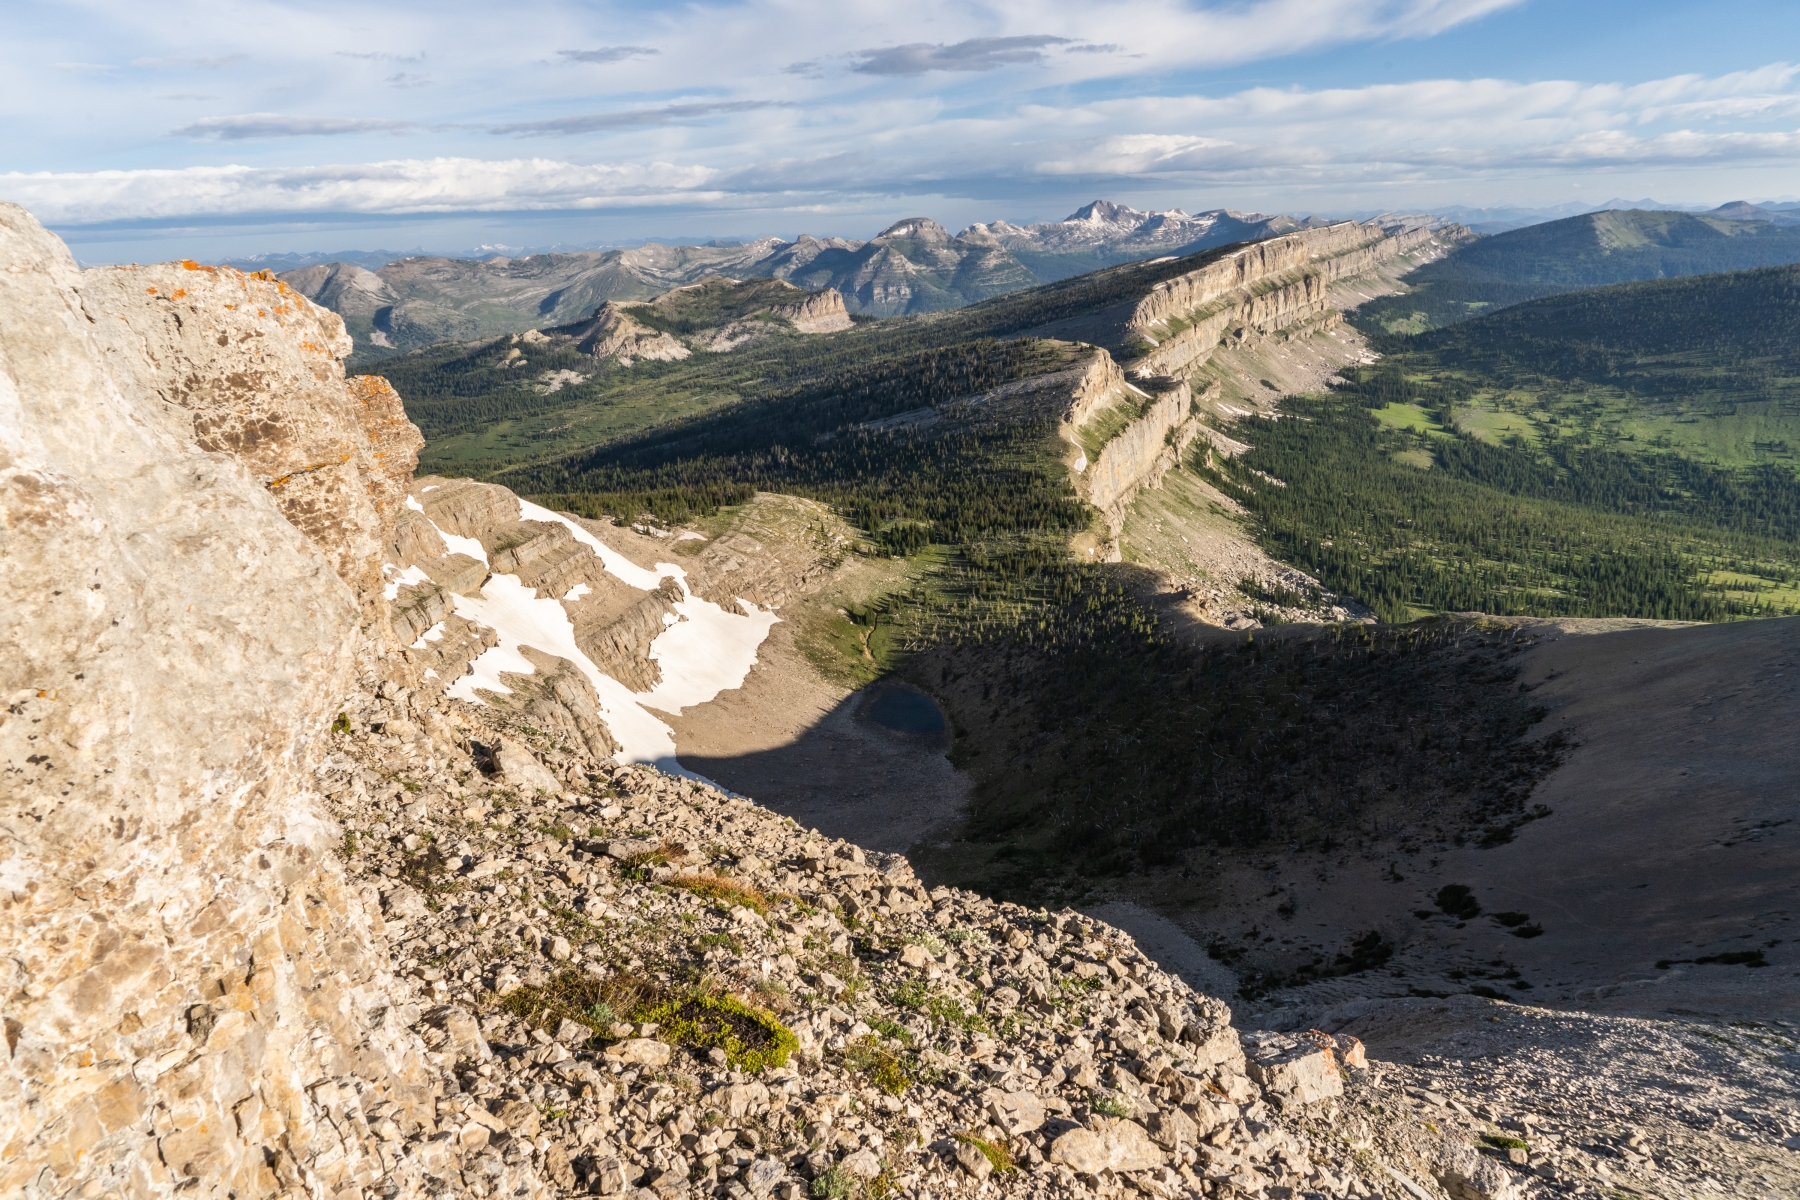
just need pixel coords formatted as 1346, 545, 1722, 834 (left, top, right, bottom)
876, 217, 953, 241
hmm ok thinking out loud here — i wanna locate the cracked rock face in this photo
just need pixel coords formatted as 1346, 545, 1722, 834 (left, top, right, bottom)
79, 257, 423, 601
0, 206, 537, 1199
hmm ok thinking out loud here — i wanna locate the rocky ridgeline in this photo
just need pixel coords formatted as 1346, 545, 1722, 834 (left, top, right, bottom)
312, 671, 1531, 1200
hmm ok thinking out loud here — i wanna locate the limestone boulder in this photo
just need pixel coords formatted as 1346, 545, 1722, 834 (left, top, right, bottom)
496, 736, 562, 793
1242, 1031, 1345, 1105
1048, 1121, 1166, 1175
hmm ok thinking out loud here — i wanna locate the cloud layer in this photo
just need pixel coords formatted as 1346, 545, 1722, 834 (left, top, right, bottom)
7, 0, 1799, 240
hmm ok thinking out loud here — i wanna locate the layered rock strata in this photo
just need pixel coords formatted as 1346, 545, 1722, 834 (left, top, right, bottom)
1126, 223, 1453, 379
1058, 221, 1465, 549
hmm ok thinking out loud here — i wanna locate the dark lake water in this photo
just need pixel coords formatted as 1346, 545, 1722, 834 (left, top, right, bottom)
862, 685, 947, 739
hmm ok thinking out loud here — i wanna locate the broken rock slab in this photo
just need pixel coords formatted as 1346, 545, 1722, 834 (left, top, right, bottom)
1048, 1120, 1167, 1174
496, 736, 562, 793
985, 1089, 1047, 1135
1242, 1030, 1345, 1105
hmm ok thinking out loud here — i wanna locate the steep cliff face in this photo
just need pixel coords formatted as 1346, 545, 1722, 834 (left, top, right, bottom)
767, 287, 853, 334
1058, 223, 1464, 546
1125, 222, 1379, 333
0, 205, 538, 1199
79, 260, 423, 602
1128, 223, 1456, 378
1079, 381, 1198, 539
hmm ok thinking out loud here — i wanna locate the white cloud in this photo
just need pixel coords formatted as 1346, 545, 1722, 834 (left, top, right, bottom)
133, 54, 246, 69
490, 101, 793, 137
14, 0, 1800, 235
2, 158, 723, 224
558, 47, 659, 64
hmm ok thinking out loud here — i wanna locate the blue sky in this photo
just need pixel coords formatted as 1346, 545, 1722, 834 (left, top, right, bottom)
9, 0, 1800, 261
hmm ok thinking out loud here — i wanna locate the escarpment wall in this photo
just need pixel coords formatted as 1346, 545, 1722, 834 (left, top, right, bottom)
0, 205, 534, 1199
1128, 223, 1435, 379
1125, 222, 1378, 332
1080, 381, 1197, 536
1065, 223, 1448, 540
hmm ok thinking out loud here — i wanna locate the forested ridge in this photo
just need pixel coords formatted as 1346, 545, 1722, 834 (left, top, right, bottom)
378, 239, 1258, 474
1210, 265, 1800, 623
1357, 209, 1800, 334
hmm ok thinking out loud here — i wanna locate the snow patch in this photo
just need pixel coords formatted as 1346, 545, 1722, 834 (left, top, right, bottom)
637, 598, 779, 715
517, 498, 673, 592
410, 621, 446, 650
675, 531, 707, 542
408, 494, 489, 564
445, 574, 697, 777
1073, 451, 1088, 475
382, 563, 431, 601
447, 498, 781, 781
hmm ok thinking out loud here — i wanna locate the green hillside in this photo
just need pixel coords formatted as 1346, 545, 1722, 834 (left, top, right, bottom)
1212, 265, 1800, 622
1358, 209, 1800, 334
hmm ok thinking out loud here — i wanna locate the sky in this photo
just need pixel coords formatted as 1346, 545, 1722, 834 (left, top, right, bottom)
9, 0, 1800, 261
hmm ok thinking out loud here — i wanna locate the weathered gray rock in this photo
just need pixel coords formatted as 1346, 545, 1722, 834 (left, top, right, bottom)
1048, 1121, 1166, 1174
986, 1089, 1046, 1135
604, 1038, 672, 1067
1243, 1031, 1345, 1105
839, 1147, 884, 1178
1432, 1131, 1526, 1200
954, 1139, 994, 1180
496, 735, 561, 793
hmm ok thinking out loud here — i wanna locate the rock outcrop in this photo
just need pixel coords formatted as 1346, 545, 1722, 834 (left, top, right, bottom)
0, 204, 543, 1199
547, 278, 853, 365
1125, 222, 1457, 378
557, 302, 694, 365
1056, 220, 1468, 550
79, 259, 423, 602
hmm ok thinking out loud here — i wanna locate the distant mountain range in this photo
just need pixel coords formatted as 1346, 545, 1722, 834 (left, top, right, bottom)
1355, 206, 1800, 335
1430, 197, 1800, 234
278, 201, 1403, 357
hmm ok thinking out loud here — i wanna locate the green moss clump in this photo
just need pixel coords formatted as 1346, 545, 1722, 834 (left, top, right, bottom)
638, 991, 798, 1072
1482, 1134, 1530, 1151
954, 1133, 1017, 1173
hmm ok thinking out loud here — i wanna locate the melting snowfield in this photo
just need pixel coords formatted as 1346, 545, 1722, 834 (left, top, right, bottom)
417, 496, 778, 779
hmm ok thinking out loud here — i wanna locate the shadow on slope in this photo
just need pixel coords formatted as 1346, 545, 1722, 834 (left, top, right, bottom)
675, 680, 968, 857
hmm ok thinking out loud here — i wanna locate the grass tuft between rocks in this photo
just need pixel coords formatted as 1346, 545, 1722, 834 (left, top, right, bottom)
954, 1132, 1018, 1174
501, 970, 799, 1070
841, 1034, 913, 1095
668, 871, 770, 914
